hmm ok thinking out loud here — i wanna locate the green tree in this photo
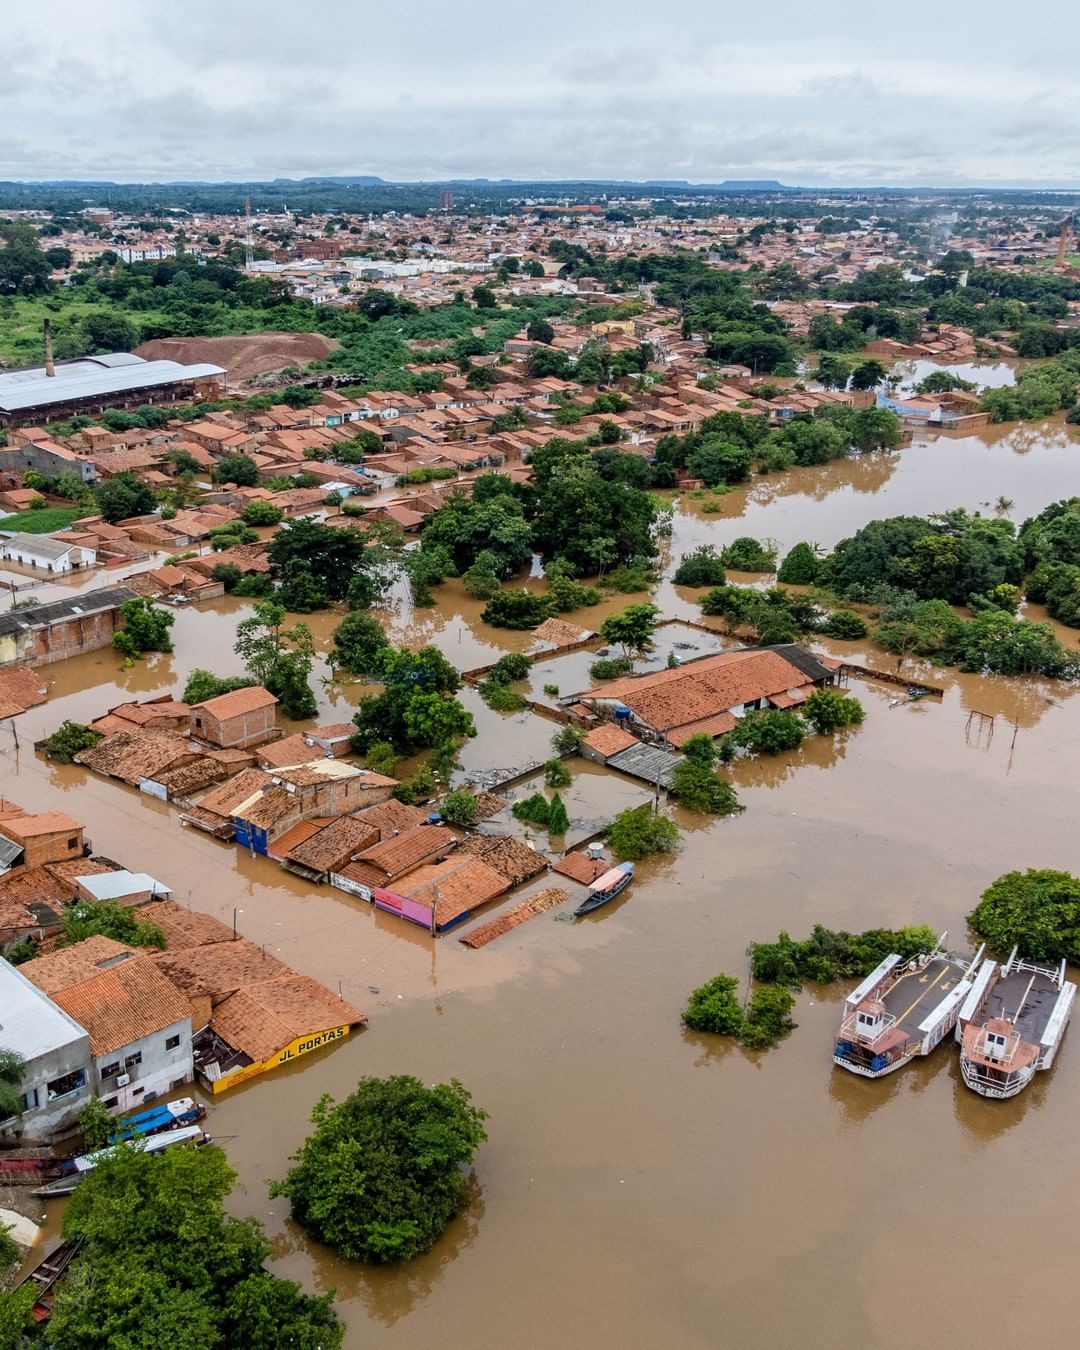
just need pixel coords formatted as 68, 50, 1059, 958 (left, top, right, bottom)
331, 612, 390, 674
43, 720, 102, 763
62, 899, 166, 949
526, 317, 555, 344
241, 500, 284, 526
673, 546, 727, 588
686, 440, 753, 486
969, 869, 1080, 963
440, 790, 479, 826
801, 688, 865, 734
482, 588, 554, 630
278, 569, 330, 613
234, 600, 317, 719
182, 669, 254, 703
214, 454, 259, 487
0, 1048, 26, 1123
268, 516, 379, 602
270, 1076, 487, 1263
719, 537, 777, 572
682, 974, 744, 1035
95, 471, 155, 523
546, 793, 570, 835
112, 597, 175, 659
78, 1097, 115, 1150
849, 359, 887, 390
599, 603, 661, 656
606, 804, 680, 862
472, 285, 497, 309
821, 609, 868, 639
777, 541, 820, 584
49, 1143, 341, 1349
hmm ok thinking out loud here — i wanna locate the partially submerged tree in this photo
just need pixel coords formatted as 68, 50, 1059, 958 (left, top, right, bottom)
43, 720, 102, 763
270, 1076, 487, 1264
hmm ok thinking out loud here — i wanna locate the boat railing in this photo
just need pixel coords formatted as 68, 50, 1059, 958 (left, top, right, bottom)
840, 1009, 897, 1045
968, 1025, 1023, 1065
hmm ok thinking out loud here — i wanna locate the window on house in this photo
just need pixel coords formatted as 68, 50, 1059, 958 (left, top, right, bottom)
47, 1069, 86, 1100
67, 837, 79, 850
21, 1087, 39, 1111
165, 1035, 181, 1052
101, 1061, 121, 1079
171, 1077, 187, 1091
124, 1052, 142, 1070
132, 1086, 144, 1097
103, 1096, 118, 1109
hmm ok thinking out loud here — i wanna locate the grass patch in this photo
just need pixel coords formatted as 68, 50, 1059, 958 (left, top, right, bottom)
3, 506, 86, 533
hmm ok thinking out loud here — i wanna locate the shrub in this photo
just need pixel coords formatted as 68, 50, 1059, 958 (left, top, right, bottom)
544, 758, 571, 788
722, 709, 806, 757
365, 741, 399, 777
182, 669, 254, 704
748, 923, 938, 988
599, 564, 655, 593
241, 500, 284, 526
802, 688, 865, 734
440, 790, 479, 826
546, 793, 570, 835
62, 899, 165, 950
968, 869, 1080, 963
673, 546, 727, 588
488, 652, 531, 684
548, 574, 601, 612
822, 609, 868, 639
739, 986, 797, 1049
682, 973, 744, 1035
270, 1076, 487, 1264
543, 683, 559, 697
512, 793, 551, 826
589, 656, 634, 681
606, 804, 680, 861
331, 612, 390, 675
479, 680, 526, 712
719, 537, 777, 572
552, 724, 585, 755
670, 759, 743, 814
43, 721, 102, 763
482, 589, 554, 630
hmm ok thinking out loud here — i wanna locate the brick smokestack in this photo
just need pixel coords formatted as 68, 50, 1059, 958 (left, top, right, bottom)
43, 319, 55, 377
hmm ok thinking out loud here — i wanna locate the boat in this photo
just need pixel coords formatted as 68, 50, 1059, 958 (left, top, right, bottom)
956, 947, 1076, 1099
833, 932, 987, 1078
574, 862, 634, 917
33, 1124, 212, 1197
16, 1238, 82, 1323
107, 1096, 206, 1144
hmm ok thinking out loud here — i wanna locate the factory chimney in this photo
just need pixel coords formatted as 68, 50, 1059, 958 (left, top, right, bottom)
43, 319, 55, 377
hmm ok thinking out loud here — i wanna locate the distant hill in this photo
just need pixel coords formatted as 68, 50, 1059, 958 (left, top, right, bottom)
714, 180, 790, 190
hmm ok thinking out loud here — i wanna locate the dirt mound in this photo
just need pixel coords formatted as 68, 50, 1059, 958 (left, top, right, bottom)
135, 332, 340, 384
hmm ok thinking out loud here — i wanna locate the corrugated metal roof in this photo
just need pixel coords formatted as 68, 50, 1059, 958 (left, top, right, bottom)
0, 584, 135, 639
0, 356, 225, 413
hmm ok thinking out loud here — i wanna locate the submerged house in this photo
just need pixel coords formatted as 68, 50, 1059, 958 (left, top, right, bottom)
573, 645, 836, 748
230, 762, 398, 854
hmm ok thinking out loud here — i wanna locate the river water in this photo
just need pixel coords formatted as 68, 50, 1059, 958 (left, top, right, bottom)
7, 417, 1080, 1349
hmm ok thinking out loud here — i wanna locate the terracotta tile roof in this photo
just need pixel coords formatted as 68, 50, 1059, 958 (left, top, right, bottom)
232, 785, 297, 829
552, 853, 608, 885
267, 818, 332, 860
347, 825, 456, 883
665, 712, 737, 746
75, 730, 196, 785
0, 811, 82, 840
193, 768, 272, 817
210, 975, 364, 1062
193, 685, 277, 719
155, 757, 232, 797
531, 617, 594, 648
0, 666, 47, 718
767, 686, 813, 710
308, 722, 355, 741
396, 855, 508, 926
258, 734, 317, 769
23, 943, 193, 1057
137, 900, 233, 951
456, 834, 548, 886
580, 649, 814, 734
353, 798, 429, 838
583, 724, 639, 758
460, 887, 570, 947
19, 935, 135, 994
288, 815, 379, 873
153, 937, 289, 1002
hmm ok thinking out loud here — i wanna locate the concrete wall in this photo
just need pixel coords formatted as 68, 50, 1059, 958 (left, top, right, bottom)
6, 1037, 94, 1142
0, 443, 97, 483
95, 1015, 194, 1114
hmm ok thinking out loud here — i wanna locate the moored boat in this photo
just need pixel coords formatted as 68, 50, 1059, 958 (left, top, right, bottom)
33, 1123, 212, 1197
16, 1238, 82, 1323
957, 947, 1076, 1099
107, 1096, 206, 1144
574, 862, 634, 917
833, 932, 987, 1078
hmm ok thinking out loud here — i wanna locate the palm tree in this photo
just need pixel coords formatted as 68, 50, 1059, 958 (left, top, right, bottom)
0, 1048, 26, 1123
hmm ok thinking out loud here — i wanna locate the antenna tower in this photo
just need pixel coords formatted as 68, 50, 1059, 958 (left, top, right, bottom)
245, 197, 254, 270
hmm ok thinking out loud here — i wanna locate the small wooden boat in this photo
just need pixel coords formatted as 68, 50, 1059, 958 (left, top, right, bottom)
574, 862, 634, 917
16, 1238, 82, 1323
107, 1096, 206, 1144
33, 1124, 212, 1197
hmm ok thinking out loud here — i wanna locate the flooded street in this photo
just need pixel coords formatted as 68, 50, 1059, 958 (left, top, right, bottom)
7, 416, 1080, 1348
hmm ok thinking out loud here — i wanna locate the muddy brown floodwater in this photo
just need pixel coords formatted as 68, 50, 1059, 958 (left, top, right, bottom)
7, 418, 1080, 1348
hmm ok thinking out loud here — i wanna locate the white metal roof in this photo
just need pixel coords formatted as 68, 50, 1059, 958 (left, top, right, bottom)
73, 871, 172, 902
0, 532, 80, 559
0, 355, 225, 413
0, 958, 90, 1062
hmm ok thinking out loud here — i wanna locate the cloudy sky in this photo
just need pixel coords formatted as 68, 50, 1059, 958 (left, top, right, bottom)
6, 0, 1080, 186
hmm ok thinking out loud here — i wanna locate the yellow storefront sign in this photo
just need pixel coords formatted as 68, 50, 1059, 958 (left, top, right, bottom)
208, 1025, 350, 1094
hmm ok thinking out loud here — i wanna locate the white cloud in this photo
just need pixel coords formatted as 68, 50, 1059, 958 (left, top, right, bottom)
5, 0, 1080, 185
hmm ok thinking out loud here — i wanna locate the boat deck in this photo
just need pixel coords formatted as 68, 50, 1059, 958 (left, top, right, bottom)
983, 967, 1058, 1043
881, 954, 968, 1039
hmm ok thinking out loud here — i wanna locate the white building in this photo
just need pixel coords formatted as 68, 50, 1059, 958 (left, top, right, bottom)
0, 958, 94, 1141
0, 532, 97, 573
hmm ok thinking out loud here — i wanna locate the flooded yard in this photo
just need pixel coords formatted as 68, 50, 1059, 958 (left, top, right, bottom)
7, 414, 1080, 1349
